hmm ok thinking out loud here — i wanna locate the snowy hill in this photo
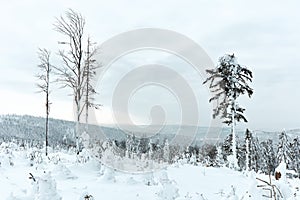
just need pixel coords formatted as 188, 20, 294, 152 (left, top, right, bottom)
0, 146, 299, 200
0, 115, 299, 199
0, 114, 299, 147
0, 115, 126, 147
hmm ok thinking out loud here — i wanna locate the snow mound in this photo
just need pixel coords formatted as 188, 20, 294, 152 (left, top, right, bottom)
157, 171, 179, 200
52, 163, 78, 180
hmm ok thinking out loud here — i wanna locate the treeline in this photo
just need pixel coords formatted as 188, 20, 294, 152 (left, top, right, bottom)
100, 129, 300, 177
0, 127, 299, 178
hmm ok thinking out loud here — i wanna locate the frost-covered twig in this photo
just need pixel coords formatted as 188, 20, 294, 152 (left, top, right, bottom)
256, 176, 283, 200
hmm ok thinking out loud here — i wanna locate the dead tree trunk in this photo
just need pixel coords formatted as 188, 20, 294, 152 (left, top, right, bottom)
36, 48, 52, 156
54, 9, 99, 153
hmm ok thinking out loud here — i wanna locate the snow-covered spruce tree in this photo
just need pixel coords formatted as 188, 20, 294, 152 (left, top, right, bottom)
138, 137, 149, 155
163, 139, 170, 163
237, 139, 246, 170
148, 139, 154, 160
203, 54, 253, 169
276, 131, 293, 169
36, 48, 52, 156
222, 133, 233, 161
261, 139, 276, 174
243, 129, 262, 172
200, 143, 217, 166
125, 134, 136, 158
240, 130, 263, 172
250, 137, 263, 172
215, 145, 225, 167
290, 137, 300, 177
245, 129, 251, 171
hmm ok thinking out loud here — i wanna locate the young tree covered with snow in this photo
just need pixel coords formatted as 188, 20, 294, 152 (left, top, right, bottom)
148, 139, 154, 160
243, 129, 262, 172
222, 133, 233, 161
250, 137, 263, 172
261, 139, 276, 174
203, 53, 253, 169
276, 131, 292, 169
290, 137, 300, 177
215, 145, 225, 167
163, 139, 170, 163
36, 48, 52, 156
244, 129, 251, 171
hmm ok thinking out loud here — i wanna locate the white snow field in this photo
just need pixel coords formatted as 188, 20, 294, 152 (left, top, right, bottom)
0, 143, 299, 200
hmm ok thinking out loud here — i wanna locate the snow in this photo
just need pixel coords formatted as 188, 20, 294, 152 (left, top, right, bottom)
0, 146, 299, 200
276, 161, 288, 182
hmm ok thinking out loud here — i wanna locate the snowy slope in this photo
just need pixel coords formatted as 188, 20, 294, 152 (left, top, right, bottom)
1, 146, 299, 200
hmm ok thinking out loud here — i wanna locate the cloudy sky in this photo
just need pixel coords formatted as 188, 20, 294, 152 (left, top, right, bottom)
0, 0, 299, 131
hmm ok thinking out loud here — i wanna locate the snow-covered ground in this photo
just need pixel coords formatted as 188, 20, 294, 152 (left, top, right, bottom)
0, 143, 299, 200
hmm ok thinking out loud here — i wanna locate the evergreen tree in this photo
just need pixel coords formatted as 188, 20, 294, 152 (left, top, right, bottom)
148, 139, 154, 160
138, 137, 149, 154
261, 139, 276, 174
290, 137, 300, 177
215, 145, 225, 167
222, 133, 233, 161
276, 131, 293, 168
203, 54, 253, 169
125, 134, 134, 158
237, 139, 246, 170
241, 129, 262, 172
163, 139, 170, 163
201, 143, 217, 166
245, 129, 251, 171
250, 137, 263, 172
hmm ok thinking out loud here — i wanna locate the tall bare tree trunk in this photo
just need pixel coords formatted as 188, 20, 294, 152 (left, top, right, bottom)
245, 136, 250, 171
85, 38, 90, 130
76, 98, 80, 154
231, 100, 238, 169
45, 84, 49, 156
36, 48, 51, 156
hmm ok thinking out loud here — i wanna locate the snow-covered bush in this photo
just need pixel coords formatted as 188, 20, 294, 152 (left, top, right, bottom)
33, 172, 61, 200
126, 176, 138, 185
157, 171, 179, 200
227, 155, 239, 170
143, 172, 157, 186
100, 166, 116, 183
49, 153, 61, 165
52, 163, 77, 180
9, 172, 61, 200
77, 148, 90, 163
27, 147, 43, 166
0, 142, 15, 167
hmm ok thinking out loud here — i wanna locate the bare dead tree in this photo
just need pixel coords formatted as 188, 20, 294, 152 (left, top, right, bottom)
53, 9, 98, 153
36, 48, 52, 156
83, 36, 101, 131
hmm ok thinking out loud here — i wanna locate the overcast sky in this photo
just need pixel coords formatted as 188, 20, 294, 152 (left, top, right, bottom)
0, 0, 299, 131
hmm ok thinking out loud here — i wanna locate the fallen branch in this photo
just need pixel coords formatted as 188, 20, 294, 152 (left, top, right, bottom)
256, 175, 283, 200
